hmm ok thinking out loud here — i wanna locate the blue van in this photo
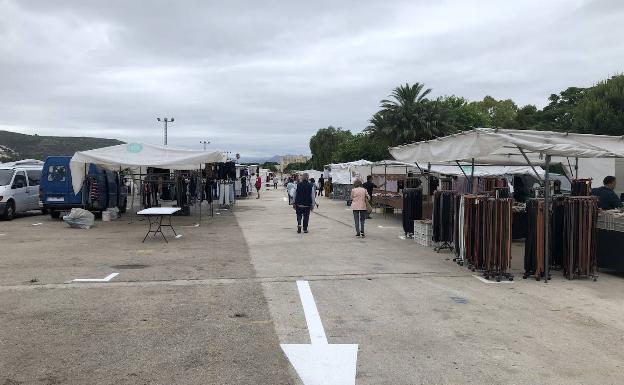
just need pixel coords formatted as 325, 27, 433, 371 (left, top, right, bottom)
40, 156, 127, 219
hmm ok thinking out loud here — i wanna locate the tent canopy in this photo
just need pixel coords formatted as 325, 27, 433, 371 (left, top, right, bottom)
428, 164, 545, 177
70, 142, 226, 193
390, 128, 624, 166
325, 160, 371, 185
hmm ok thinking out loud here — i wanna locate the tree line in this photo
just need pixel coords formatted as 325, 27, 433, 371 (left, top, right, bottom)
305, 74, 624, 170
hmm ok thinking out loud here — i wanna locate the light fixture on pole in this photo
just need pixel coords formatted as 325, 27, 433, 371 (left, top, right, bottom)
157, 117, 175, 146
200, 140, 210, 150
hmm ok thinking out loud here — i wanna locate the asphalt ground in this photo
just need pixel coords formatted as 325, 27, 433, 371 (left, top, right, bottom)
1, 188, 624, 384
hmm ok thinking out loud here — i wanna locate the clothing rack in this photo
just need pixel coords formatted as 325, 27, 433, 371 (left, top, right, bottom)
402, 188, 423, 237
523, 199, 547, 280
433, 190, 455, 252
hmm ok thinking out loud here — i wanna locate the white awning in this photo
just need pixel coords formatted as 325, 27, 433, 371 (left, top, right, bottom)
428, 164, 545, 177
389, 128, 624, 165
70, 143, 226, 193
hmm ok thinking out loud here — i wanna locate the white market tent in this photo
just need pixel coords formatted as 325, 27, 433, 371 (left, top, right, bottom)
326, 159, 372, 185
428, 164, 545, 178
70, 143, 226, 194
389, 127, 624, 281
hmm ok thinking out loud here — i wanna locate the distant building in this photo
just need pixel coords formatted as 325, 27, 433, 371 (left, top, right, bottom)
280, 155, 310, 171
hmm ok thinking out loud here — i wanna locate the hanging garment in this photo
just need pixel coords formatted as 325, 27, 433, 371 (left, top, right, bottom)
402, 188, 423, 236
432, 190, 456, 244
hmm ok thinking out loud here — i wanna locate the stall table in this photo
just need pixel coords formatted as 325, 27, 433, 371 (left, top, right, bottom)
137, 207, 181, 243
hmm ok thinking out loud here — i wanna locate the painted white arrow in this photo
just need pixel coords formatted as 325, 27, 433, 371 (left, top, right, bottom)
70, 272, 119, 283
281, 280, 358, 385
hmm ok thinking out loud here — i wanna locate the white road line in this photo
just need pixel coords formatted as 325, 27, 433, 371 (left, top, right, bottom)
32, 223, 43, 226
281, 280, 358, 385
70, 272, 119, 283
297, 280, 328, 344
378, 225, 399, 229
472, 274, 513, 284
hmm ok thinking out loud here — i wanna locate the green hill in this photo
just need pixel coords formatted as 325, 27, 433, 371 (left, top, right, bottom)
0, 130, 124, 162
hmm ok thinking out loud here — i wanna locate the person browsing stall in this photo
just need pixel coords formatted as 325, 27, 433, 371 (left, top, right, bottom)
591, 176, 622, 210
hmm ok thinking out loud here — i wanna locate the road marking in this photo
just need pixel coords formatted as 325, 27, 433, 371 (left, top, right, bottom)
32, 223, 43, 226
473, 275, 513, 284
0, 233, 5, 236
70, 272, 119, 283
181, 224, 200, 228
281, 280, 358, 385
378, 225, 398, 229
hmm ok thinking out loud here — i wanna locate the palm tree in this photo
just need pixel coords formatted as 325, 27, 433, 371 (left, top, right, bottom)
378, 83, 437, 144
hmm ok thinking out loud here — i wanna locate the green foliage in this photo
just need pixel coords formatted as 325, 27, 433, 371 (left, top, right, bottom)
571, 75, 624, 135
309, 126, 352, 169
307, 75, 624, 165
261, 161, 279, 172
284, 162, 310, 173
0, 130, 123, 162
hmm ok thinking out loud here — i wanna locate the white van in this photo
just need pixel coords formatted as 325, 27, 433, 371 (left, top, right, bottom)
0, 159, 44, 220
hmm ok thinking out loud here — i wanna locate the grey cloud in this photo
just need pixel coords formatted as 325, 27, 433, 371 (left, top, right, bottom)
1, 0, 623, 157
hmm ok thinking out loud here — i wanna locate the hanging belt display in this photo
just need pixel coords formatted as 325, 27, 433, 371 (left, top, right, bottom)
454, 195, 513, 281
402, 188, 423, 237
432, 190, 456, 252
523, 196, 598, 281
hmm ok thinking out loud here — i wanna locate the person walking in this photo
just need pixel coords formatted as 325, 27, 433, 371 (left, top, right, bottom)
255, 175, 262, 199
286, 178, 296, 205
351, 179, 369, 238
318, 174, 325, 196
273, 176, 279, 190
293, 173, 315, 234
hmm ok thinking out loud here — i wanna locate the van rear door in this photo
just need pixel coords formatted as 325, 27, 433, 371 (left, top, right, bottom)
42, 158, 82, 206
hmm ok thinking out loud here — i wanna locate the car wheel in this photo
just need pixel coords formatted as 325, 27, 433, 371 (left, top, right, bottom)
50, 211, 61, 219
1, 200, 15, 221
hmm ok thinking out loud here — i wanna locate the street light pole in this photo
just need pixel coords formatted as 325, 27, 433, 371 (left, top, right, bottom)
200, 140, 210, 150
157, 117, 175, 146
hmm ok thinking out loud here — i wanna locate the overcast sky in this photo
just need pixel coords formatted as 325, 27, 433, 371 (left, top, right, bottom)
0, 0, 623, 157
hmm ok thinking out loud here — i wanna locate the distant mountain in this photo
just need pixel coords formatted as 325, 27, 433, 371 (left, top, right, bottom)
238, 154, 282, 164
0, 130, 124, 162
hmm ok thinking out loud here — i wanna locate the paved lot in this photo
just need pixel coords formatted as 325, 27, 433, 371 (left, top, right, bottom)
1, 189, 624, 384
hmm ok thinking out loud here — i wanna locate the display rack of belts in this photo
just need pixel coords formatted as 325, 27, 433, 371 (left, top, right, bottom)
454, 195, 514, 281
432, 190, 456, 252
524, 183, 599, 281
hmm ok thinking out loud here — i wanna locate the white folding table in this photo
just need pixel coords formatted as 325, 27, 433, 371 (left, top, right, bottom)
137, 207, 181, 243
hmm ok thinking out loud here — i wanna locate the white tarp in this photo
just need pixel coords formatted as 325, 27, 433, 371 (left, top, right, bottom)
326, 160, 372, 185
428, 164, 545, 177
352, 160, 421, 180
70, 143, 226, 194
390, 128, 624, 165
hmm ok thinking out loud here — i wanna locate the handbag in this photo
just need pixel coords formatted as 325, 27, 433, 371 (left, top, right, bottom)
366, 196, 373, 214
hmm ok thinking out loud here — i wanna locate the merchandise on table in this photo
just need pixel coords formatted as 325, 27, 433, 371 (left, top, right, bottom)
571, 179, 592, 196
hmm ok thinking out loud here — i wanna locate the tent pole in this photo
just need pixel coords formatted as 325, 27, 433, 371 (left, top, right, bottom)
544, 155, 552, 283
198, 164, 202, 226
470, 158, 475, 194
455, 160, 470, 181
575, 157, 579, 179
517, 146, 543, 182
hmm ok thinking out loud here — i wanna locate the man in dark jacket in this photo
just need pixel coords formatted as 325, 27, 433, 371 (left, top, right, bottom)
592, 176, 622, 210
293, 173, 316, 233
362, 175, 377, 199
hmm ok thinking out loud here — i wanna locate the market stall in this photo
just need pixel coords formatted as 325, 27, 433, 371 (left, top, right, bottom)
390, 128, 624, 281
324, 160, 371, 200
70, 143, 226, 225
